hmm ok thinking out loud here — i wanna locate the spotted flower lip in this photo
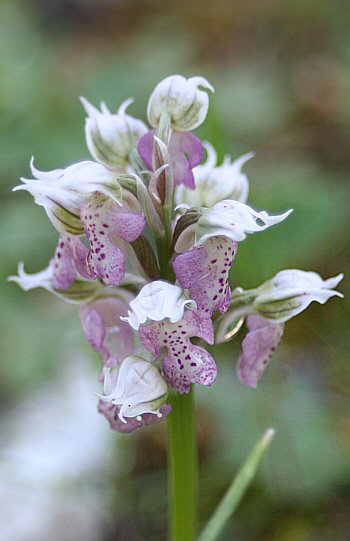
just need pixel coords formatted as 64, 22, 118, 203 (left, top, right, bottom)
98, 402, 172, 433
80, 97, 148, 169
79, 297, 135, 361
175, 143, 253, 208
14, 159, 123, 235
194, 199, 293, 247
237, 316, 284, 388
80, 193, 146, 287
139, 311, 217, 394
121, 280, 197, 330
96, 355, 169, 423
173, 236, 238, 318
147, 75, 214, 131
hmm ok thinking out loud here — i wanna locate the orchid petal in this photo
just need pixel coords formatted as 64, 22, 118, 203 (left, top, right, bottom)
80, 193, 146, 286
97, 356, 169, 422
98, 401, 171, 433
138, 130, 203, 189
175, 142, 253, 207
139, 311, 216, 394
50, 235, 77, 290
253, 269, 344, 323
173, 236, 238, 317
169, 131, 203, 188
14, 159, 123, 235
237, 316, 284, 388
80, 96, 148, 168
79, 298, 134, 360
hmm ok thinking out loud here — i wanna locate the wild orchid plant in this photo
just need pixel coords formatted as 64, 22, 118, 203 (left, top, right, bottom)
9, 75, 343, 541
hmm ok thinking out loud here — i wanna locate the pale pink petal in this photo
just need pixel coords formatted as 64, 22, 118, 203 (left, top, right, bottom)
79, 304, 105, 351
237, 315, 284, 388
80, 195, 146, 286
79, 298, 134, 360
168, 131, 203, 188
68, 237, 90, 279
139, 311, 216, 394
138, 130, 203, 188
97, 401, 171, 433
173, 236, 237, 317
50, 235, 77, 290
137, 129, 154, 171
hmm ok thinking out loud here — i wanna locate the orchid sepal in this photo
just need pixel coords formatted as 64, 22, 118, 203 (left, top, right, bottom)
253, 269, 344, 323
80, 97, 148, 169
175, 142, 253, 208
121, 280, 196, 330
195, 200, 293, 247
8, 262, 103, 304
14, 159, 123, 235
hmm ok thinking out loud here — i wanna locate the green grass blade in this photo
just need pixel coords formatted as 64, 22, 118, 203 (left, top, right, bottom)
197, 428, 275, 541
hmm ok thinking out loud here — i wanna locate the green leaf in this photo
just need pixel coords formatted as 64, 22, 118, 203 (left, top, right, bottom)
197, 428, 275, 541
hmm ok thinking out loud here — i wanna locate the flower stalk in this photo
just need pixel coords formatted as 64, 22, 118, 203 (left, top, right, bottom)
167, 386, 198, 541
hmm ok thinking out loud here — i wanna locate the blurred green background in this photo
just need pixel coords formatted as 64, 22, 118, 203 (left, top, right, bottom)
1, 1, 350, 540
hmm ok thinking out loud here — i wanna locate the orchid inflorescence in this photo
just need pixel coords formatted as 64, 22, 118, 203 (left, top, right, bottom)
9, 75, 343, 433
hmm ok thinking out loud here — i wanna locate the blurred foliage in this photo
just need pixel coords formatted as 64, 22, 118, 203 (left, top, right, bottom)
1, 0, 350, 540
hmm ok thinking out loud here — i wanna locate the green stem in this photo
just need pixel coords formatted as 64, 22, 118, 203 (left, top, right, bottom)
167, 386, 198, 541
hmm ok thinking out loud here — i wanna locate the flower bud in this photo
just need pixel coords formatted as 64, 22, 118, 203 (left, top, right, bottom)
14, 159, 123, 235
80, 98, 148, 169
253, 269, 344, 323
147, 75, 214, 131
97, 355, 169, 423
175, 143, 253, 207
